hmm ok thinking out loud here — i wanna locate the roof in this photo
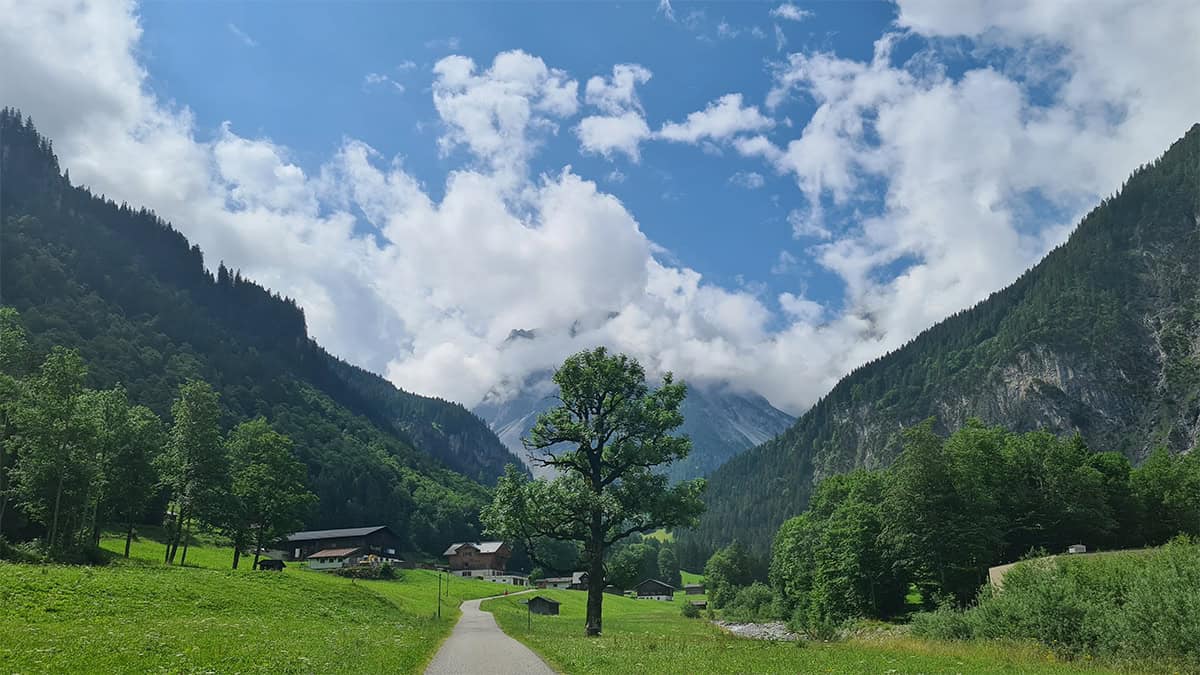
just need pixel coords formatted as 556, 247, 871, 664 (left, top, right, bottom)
684, 583, 704, 589
307, 547, 364, 559
285, 526, 390, 542
635, 578, 676, 592
525, 595, 560, 606
443, 541, 507, 556
540, 576, 573, 583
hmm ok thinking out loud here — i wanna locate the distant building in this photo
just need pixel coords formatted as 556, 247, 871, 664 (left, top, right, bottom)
603, 585, 624, 596
688, 599, 708, 609
538, 571, 588, 590
444, 541, 527, 585
684, 583, 704, 595
634, 579, 675, 601
307, 547, 365, 570
1067, 544, 1087, 554
281, 526, 402, 562
526, 596, 561, 615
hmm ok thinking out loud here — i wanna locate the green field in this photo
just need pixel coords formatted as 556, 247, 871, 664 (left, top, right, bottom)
1, 533, 519, 673
482, 589, 1121, 674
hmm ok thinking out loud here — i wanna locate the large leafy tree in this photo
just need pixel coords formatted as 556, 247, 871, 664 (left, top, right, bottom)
223, 418, 316, 569
159, 380, 226, 564
482, 347, 705, 636
91, 391, 163, 557
8, 347, 96, 556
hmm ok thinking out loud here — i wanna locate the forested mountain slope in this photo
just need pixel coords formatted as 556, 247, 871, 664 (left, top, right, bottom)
474, 375, 793, 482
0, 109, 521, 552
680, 123, 1200, 563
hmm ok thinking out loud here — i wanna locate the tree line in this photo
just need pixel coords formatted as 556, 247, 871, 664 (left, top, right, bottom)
0, 307, 315, 566
700, 419, 1200, 633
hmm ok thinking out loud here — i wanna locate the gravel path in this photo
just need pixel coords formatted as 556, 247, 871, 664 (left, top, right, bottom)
425, 593, 556, 675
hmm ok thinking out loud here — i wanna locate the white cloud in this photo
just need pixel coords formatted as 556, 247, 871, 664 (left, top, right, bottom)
432, 50, 578, 177
576, 112, 652, 161
659, 93, 775, 144
606, 169, 626, 183
4, 0, 1198, 419
578, 64, 653, 161
227, 23, 257, 47
396, 60, 418, 71
585, 64, 652, 114
770, 4, 812, 22
770, 250, 798, 275
364, 72, 404, 92
729, 171, 765, 189
657, 0, 675, 21
774, 24, 787, 52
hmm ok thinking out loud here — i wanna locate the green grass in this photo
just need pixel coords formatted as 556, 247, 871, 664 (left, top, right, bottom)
482, 589, 1122, 674
3, 533, 520, 673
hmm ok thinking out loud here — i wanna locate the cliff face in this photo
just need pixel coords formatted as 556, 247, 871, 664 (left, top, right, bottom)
681, 124, 1200, 561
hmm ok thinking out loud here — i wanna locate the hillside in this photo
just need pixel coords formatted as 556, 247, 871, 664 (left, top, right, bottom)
680, 123, 1200, 562
474, 375, 793, 481
0, 109, 521, 553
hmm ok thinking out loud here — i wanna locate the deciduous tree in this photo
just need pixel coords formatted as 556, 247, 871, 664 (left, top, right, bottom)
482, 348, 705, 636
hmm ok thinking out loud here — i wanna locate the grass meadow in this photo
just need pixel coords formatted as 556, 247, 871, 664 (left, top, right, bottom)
1, 530, 519, 674
482, 588, 1129, 674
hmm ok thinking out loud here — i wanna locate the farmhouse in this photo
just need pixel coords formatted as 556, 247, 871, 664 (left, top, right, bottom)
634, 579, 676, 600
307, 547, 365, 570
526, 596, 561, 615
538, 571, 588, 590
684, 583, 704, 595
281, 525, 402, 562
444, 541, 528, 585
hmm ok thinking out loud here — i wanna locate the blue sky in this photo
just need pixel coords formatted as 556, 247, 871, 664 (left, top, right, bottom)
3, 0, 1197, 412
136, 1, 898, 313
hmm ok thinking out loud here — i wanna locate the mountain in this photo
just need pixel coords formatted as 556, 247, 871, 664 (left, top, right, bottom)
0, 109, 522, 553
474, 374, 794, 482
679, 124, 1200, 564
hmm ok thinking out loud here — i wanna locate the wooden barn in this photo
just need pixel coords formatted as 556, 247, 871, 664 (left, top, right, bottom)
281, 526, 402, 562
634, 579, 675, 601
684, 583, 705, 595
526, 596, 561, 616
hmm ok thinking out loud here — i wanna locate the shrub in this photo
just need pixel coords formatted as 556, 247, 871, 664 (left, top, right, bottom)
910, 538, 1200, 664
720, 582, 781, 622
788, 607, 847, 642
680, 602, 700, 618
333, 564, 404, 580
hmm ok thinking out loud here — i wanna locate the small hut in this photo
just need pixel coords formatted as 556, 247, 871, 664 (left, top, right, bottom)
684, 583, 704, 595
526, 596, 561, 616
634, 579, 675, 601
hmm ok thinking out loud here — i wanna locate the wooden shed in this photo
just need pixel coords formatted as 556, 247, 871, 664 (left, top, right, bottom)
526, 596, 561, 616
684, 583, 704, 595
634, 579, 675, 601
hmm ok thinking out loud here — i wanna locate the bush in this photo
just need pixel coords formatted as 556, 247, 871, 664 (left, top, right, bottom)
720, 582, 781, 622
788, 606, 848, 642
681, 602, 700, 618
911, 538, 1200, 664
333, 563, 404, 580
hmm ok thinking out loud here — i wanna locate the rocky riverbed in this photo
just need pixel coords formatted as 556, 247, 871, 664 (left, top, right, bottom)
713, 620, 800, 642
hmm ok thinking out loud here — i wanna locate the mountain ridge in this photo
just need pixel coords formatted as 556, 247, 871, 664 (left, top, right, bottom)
678, 123, 1200, 564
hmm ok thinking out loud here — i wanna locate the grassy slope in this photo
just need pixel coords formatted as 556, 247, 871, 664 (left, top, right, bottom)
482, 589, 1118, 674
1, 534, 518, 673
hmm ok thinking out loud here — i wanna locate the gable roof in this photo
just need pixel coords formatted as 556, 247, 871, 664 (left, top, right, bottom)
307, 547, 364, 559
635, 578, 676, 592
443, 541, 507, 556
525, 595, 560, 606
285, 526, 391, 542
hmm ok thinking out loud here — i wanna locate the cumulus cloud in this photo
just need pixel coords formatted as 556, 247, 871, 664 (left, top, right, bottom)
658, 93, 775, 144
577, 64, 653, 161
770, 4, 812, 22
3, 0, 1198, 418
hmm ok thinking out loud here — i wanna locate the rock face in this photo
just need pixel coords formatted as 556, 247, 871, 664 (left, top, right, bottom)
682, 124, 1200, 560
473, 376, 793, 482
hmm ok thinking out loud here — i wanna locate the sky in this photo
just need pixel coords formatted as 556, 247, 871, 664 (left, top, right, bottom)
1, 0, 1198, 415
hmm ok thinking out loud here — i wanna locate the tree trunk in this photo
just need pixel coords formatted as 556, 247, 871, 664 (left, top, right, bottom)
584, 511, 605, 636
180, 517, 193, 565
124, 518, 134, 558
49, 471, 65, 556
232, 540, 241, 570
168, 505, 186, 564
252, 524, 264, 568
89, 489, 102, 548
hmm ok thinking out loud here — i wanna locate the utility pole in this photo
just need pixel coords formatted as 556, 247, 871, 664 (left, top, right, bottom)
437, 573, 442, 618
